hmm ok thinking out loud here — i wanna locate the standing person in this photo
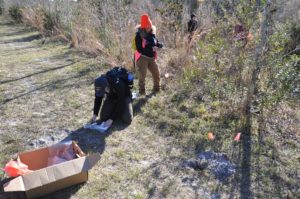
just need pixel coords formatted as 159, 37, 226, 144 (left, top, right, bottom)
134, 14, 163, 95
187, 13, 198, 43
91, 67, 134, 131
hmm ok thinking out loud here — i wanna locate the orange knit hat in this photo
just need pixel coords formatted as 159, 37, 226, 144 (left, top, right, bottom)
140, 14, 152, 29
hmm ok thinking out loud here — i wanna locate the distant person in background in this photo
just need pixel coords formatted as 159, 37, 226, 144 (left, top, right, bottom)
233, 24, 253, 48
187, 13, 198, 43
134, 14, 163, 95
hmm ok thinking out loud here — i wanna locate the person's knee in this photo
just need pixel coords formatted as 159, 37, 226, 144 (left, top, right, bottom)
122, 115, 133, 124
122, 107, 133, 124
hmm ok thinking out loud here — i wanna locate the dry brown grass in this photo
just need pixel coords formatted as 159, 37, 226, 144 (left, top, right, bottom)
2, 0, 209, 65
21, 8, 44, 32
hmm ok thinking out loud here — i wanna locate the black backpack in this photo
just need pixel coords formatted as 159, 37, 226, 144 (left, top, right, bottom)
106, 67, 134, 89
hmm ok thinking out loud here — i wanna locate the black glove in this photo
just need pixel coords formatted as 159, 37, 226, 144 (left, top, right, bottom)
157, 42, 164, 48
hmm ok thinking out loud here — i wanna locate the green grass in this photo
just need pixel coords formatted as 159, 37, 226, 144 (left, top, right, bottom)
141, 58, 300, 198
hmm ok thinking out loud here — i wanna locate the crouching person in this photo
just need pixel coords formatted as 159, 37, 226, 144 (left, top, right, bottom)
92, 67, 134, 131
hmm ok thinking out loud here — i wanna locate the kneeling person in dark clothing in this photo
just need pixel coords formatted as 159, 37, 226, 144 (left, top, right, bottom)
92, 67, 134, 130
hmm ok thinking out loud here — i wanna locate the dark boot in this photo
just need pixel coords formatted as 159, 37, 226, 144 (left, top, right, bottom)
152, 85, 160, 93
139, 87, 145, 95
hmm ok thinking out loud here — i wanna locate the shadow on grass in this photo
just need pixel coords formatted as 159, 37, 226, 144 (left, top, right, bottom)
1, 34, 41, 44
239, 129, 252, 199
0, 28, 35, 38
226, 115, 252, 199
45, 51, 76, 62
133, 93, 156, 115
0, 62, 74, 85
0, 65, 94, 106
0, 178, 25, 199
60, 120, 129, 154
0, 21, 15, 26
0, 45, 38, 54
0, 75, 80, 105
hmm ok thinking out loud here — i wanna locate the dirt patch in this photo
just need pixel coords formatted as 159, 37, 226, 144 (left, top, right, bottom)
182, 151, 236, 182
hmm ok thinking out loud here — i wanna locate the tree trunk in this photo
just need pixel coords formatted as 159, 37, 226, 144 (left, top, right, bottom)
243, 0, 273, 122
186, 0, 198, 14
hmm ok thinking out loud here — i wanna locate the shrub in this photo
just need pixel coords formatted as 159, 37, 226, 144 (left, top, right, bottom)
21, 8, 45, 32
286, 23, 300, 54
8, 6, 22, 23
43, 11, 57, 32
0, 0, 3, 15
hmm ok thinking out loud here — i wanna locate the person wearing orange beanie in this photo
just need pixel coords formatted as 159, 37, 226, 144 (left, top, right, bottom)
140, 14, 152, 29
134, 14, 163, 95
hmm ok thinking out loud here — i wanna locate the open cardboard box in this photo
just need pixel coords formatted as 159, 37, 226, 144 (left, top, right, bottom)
3, 141, 101, 199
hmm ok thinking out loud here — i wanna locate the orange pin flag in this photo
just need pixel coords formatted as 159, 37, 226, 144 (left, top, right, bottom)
208, 132, 215, 140
234, 132, 241, 141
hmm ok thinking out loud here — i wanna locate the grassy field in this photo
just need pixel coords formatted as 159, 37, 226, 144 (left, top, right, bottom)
0, 16, 299, 199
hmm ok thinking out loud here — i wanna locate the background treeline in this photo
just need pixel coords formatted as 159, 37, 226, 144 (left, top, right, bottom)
0, 0, 207, 63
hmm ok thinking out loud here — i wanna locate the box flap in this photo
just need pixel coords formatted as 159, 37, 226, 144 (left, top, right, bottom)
9, 153, 101, 191
3, 176, 25, 192
72, 141, 85, 157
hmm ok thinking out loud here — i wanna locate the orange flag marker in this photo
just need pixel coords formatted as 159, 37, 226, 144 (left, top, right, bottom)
234, 132, 241, 141
208, 132, 215, 140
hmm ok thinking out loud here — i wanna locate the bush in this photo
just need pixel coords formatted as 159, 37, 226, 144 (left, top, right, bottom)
9, 6, 22, 23
21, 8, 45, 32
286, 23, 300, 54
43, 11, 58, 32
0, 0, 3, 15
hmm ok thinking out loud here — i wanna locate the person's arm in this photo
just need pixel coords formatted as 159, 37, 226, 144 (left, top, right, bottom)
155, 37, 163, 48
147, 35, 163, 48
194, 20, 198, 31
135, 33, 144, 54
188, 20, 192, 32
93, 96, 103, 121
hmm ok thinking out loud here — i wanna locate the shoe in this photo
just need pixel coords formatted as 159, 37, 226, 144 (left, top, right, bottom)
152, 86, 160, 93
139, 88, 145, 95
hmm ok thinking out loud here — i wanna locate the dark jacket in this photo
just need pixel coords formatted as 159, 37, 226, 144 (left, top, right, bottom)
135, 29, 162, 58
188, 19, 198, 33
93, 77, 131, 120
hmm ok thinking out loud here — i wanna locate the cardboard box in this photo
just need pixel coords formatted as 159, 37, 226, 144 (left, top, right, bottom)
3, 141, 101, 199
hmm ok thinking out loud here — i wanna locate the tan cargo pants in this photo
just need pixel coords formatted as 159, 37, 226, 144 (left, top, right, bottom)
136, 55, 160, 94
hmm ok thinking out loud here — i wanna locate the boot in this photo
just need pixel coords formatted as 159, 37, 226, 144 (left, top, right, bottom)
139, 87, 145, 95
152, 85, 160, 93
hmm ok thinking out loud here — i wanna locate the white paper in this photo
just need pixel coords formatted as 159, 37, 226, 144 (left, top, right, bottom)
83, 123, 108, 133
